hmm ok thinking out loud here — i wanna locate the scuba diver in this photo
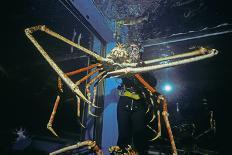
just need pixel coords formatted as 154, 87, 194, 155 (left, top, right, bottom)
116, 44, 157, 154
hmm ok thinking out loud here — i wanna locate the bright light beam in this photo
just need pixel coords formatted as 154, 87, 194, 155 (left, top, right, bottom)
163, 84, 172, 92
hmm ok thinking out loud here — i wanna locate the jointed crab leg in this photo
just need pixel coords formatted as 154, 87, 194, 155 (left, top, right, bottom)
150, 110, 161, 141
134, 74, 156, 93
85, 71, 106, 117
92, 73, 107, 106
92, 86, 98, 108
55, 64, 101, 130
57, 77, 63, 93
143, 47, 212, 65
76, 95, 85, 128
107, 48, 218, 76
25, 26, 91, 104
49, 140, 103, 155
66, 63, 102, 76
158, 95, 177, 155
149, 111, 155, 123
77, 96, 81, 117
122, 47, 215, 67
75, 68, 102, 86
86, 71, 106, 106
25, 25, 104, 62
88, 104, 99, 117
47, 95, 61, 137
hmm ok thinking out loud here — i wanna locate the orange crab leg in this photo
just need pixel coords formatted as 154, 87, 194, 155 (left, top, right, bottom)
66, 63, 102, 76
47, 95, 60, 137
75, 68, 102, 86
134, 74, 156, 93
159, 95, 177, 155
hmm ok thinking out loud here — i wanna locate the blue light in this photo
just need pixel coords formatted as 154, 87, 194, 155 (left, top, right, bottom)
163, 84, 172, 92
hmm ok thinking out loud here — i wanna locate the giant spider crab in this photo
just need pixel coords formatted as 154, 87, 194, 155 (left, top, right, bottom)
25, 25, 218, 155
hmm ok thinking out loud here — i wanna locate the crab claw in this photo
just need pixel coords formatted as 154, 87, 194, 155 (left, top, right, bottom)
47, 123, 58, 137
73, 85, 91, 104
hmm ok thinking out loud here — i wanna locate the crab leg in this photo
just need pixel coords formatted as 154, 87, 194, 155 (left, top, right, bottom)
150, 110, 161, 141
77, 96, 81, 117
147, 91, 161, 141
92, 86, 98, 108
146, 106, 150, 114
86, 72, 106, 117
92, 73, 107, 107
88, 104, 100, 117
56, 64, 101, 128
49, 140, 103, 155
143, 47, 212, 65
25, 26, 91, 104
25, 25, 105, 62
149, 111, 155, 123
66, 63, 102, 76
57, 77, 63, 93
75, 68, 102, 86
147, 91, 155, 121
108, 48, 218, 76
86, 71, 106, 107
76, 96, 85, 128
147, 125, 157, 134
158, 95, 177, 155
87, 73, 108, 117
122, 47, 215, 67
47, 95, 60, 137
134, 74, 156, 93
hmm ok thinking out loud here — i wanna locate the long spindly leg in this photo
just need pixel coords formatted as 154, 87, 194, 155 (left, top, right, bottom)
25, 25, 105, 62
57, 63, 103, 107
92, 86, 98, 108
148, 91, 155, 123
55, 65, 102, 128
76, 95, 85, 128
47, 95, 60, 137
86, 71, 106, 107
86, 74, 102, 116
25, 25, 107, 104
121, 47, 217, 68
88, 104, 99, 117
66, 63, 102, 76
107, 48, 218, 76
147, 93, 161, 141
92, 73, 107, 107
49, 140, 103, 155
134, 74, 157, 93
75, 68, 102, 86
69, 67, 104, 118
149, 111, 155, 123
158, 95, 177, 155
85, 71, 106, 117
150, 110, 161, 141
